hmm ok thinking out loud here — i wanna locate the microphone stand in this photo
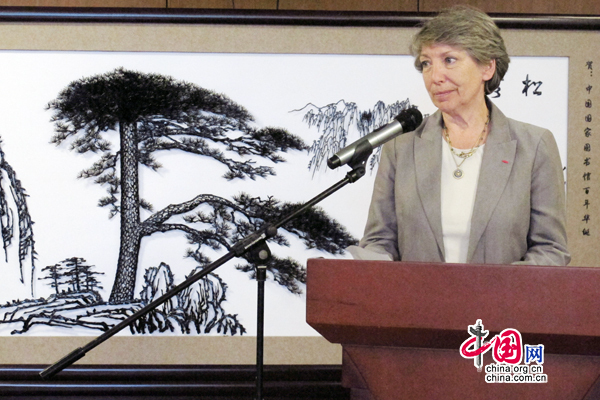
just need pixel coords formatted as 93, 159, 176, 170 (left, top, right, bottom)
39, 151, 371, 400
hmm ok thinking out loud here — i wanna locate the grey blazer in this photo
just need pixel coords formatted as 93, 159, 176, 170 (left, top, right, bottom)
359, 101, 570, 266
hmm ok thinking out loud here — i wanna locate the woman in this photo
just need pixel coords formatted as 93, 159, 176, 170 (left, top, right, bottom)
355, 6, 570, 265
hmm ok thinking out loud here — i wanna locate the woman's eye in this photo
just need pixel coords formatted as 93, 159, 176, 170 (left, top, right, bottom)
420, 60, 430, 68
445, 57, 457, 65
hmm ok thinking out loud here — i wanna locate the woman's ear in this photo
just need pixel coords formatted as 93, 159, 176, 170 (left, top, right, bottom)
482, 59, 496, 81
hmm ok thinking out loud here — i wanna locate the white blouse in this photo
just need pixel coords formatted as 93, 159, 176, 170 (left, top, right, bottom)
440, 141, 485, 263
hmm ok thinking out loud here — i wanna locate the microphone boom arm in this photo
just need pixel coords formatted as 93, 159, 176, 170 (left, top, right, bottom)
40, 161, 368, 380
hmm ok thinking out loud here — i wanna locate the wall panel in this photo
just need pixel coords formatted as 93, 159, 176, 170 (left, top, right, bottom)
278, 0, 417, 12
233, 0, 277, 9
169, 0, 277, 8
168, 0, 231, 8
0, 0, 165, 6
421, 0, 600, 15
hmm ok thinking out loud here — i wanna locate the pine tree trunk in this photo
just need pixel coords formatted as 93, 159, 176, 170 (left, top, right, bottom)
109, 124, 142, 304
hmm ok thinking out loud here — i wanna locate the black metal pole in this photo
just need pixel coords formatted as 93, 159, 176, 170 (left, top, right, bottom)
256, 265, 267, 400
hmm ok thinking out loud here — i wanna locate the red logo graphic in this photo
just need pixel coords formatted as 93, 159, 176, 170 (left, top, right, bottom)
460, 320, 523, 370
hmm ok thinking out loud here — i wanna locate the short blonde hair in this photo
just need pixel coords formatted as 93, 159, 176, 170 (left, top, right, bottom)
410, 5, 510, 95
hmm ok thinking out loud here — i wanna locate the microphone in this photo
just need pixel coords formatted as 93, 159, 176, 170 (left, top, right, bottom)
327, 107, 423, 169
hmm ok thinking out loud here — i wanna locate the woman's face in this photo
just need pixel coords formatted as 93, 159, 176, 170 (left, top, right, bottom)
419, 43, 495, 117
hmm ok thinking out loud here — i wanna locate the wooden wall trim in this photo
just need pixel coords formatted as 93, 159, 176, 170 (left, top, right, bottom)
0, 7, 598, 29
0, 364, 349, 399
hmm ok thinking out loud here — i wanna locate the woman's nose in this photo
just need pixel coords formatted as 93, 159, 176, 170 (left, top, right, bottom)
430, 63, 445, 83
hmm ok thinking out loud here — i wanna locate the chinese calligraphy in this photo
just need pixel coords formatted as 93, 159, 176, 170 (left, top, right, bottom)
522, 74, 543, 96
582, 60, 595, 237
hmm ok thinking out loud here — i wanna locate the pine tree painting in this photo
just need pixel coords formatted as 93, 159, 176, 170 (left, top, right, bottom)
0, 139, 36, 299
1, 67, 357, 335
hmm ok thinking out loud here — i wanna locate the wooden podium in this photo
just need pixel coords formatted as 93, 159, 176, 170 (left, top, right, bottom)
306, 259, 600, 400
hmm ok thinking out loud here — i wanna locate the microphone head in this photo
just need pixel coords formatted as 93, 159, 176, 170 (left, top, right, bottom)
396, 107, 423, 133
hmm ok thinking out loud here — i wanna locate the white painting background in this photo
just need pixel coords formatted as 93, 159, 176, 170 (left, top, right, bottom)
0, 51, 568, 336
